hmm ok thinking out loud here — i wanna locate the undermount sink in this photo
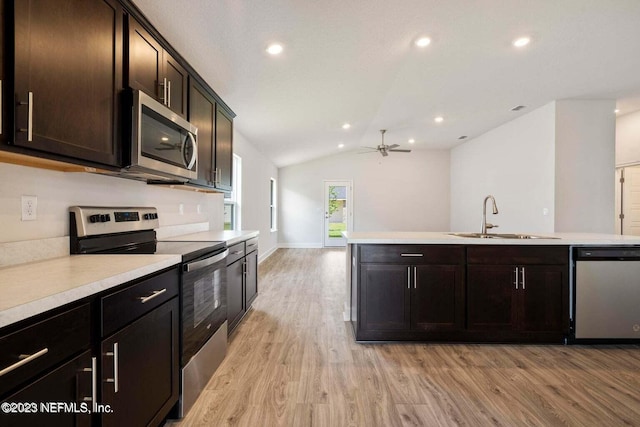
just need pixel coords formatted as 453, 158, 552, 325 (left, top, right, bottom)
449, 232, 559, 240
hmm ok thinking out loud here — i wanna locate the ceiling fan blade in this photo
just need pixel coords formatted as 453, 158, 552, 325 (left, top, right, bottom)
381, 150, 389, 157
389, 149, 411, 153
387, 144, 400, 149
357, 151, 378, 154
360, 146, 378, 150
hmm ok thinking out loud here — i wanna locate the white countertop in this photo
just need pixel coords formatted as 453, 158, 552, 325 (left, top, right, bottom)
162, 230, 259, 246
0, 254, 180, 329
343, 231, 640, 245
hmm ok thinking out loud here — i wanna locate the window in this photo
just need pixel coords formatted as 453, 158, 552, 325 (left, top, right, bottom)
270, 178, 277, 232
224, 155, 242, 230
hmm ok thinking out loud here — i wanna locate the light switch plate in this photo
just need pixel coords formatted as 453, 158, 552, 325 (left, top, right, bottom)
21, 195, 38, 221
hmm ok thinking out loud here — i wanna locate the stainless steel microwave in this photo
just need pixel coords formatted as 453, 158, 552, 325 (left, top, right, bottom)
125, 90, 198, 181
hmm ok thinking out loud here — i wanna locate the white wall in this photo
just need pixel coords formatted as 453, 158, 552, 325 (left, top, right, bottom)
554, 99, 615, 233
450, 103, 557, 233
233, 130, 279, 260
616, 109, 640, 166
279, 150, 450, 247
0, 162, 223, 243
451, 99, 616, 234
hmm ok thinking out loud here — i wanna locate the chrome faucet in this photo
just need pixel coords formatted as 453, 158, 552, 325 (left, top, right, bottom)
481, 195, 499, 234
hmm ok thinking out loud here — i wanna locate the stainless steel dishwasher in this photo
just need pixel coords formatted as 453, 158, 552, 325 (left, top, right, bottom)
574, 247, 640, 340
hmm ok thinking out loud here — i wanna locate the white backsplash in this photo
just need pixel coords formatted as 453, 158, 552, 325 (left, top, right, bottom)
0, 162, 224, 266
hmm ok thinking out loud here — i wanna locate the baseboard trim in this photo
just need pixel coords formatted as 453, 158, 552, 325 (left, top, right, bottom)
278, 243, 323, 249
258, 246, 277, 264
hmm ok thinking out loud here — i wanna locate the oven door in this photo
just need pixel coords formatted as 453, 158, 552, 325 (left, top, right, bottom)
181, 249, 228, 365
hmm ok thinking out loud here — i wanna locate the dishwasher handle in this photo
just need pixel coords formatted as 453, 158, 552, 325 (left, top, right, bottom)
575, 247, 640, 260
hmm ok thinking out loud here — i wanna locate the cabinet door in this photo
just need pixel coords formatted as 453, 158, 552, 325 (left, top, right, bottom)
127, 17, 162, 100
0, 350, 93, 427
0, 0, 5, 143
467, 265, 517, 331
188, 80, 215, 186
14, 0, 122, 167
215, 107, 233, 191
245, 251, 258, 307
517, 265, 567, 333
164, 53, 188, 118
101, 298, 179, 427
227, 259, 245, 334
360, 264, 410, 331
411, 265, 464, 331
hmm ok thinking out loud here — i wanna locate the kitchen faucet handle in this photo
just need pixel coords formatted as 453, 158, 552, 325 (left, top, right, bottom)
486, 223, 499, 230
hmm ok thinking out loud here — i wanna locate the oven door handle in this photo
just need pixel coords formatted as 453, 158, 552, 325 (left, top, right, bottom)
185, 249, 229, 272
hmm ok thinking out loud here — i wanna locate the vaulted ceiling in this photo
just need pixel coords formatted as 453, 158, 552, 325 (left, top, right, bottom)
133, 0, 640, 167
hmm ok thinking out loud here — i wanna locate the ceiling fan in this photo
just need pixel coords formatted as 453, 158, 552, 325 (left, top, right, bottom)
360, 129, 412, 157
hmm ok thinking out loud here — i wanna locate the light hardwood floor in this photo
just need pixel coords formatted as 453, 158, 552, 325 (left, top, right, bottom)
171, 248, 640, 427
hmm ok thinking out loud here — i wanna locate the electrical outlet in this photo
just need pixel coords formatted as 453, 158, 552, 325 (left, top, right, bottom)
21, 195, 38, 221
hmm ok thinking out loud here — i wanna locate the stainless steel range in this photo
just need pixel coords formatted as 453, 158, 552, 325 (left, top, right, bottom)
69, 206, 228, 417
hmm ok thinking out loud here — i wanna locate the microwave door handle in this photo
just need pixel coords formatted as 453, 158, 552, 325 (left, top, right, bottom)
185, 132, 198, 170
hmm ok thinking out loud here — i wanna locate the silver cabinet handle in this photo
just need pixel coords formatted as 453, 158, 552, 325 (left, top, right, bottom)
407, 266, 410, 289
215, 168, 221, 185
243, 260, 248, 276
161, 77, 167, 105
400, 253, 423, 257
105, 343, 119, 393
514, 267, 519, 290
521, 267, 526, 290
0, 347, 48, 377
413, 266, 417, 289
167, 80, 171, 108
82, 357, 97, 409
18, 92, 34, 141
232, 250, 244, 256
139, 288, 167, 303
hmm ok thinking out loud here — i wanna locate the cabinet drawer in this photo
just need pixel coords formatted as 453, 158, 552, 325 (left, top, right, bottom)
245, 237, 259, 254
0, 303, 91, 397
359, 245, 464, 264
226, 242, 245, 266
101, 268, 179, 337
467, 245, 569, 265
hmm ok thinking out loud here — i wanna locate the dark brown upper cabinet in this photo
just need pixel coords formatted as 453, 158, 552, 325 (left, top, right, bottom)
188, 80, 234, 192
128, 17, 188, 119
215, 106, 233, 192
12, 0, 123, 167
188, 79, 215, 186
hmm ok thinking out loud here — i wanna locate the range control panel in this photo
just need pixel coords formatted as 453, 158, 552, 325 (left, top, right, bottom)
70, 206, 159, 237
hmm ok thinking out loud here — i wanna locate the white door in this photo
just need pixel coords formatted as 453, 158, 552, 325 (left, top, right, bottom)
323, 181, 352, 247
621, 165, 640, 235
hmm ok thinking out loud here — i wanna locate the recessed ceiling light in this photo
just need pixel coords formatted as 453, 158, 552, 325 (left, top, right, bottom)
161, 137, 169, 141
513, 37, 531, 48
415, 37, 431, 48
434, 116, 444, 123
614, 109, 620, 114
408, 138, 415, 144
266, 43, 284, 55
338, 143, 345, 149
342, 123, 351, 130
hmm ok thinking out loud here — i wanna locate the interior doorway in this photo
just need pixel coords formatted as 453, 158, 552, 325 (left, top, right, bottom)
616, 164, 640, 235
323, 180, 352, 247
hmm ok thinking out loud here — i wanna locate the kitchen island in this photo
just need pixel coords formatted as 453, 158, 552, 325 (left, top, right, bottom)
344, 231, 640, 343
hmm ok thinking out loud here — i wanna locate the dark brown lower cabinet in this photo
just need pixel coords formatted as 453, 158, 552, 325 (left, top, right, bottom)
245, 250, 258, 307
353, 244, 569, 343
358, 262, 464, 340
227, 258, 245, 333
0, 350, 93, 427
101, 297, 179, 427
